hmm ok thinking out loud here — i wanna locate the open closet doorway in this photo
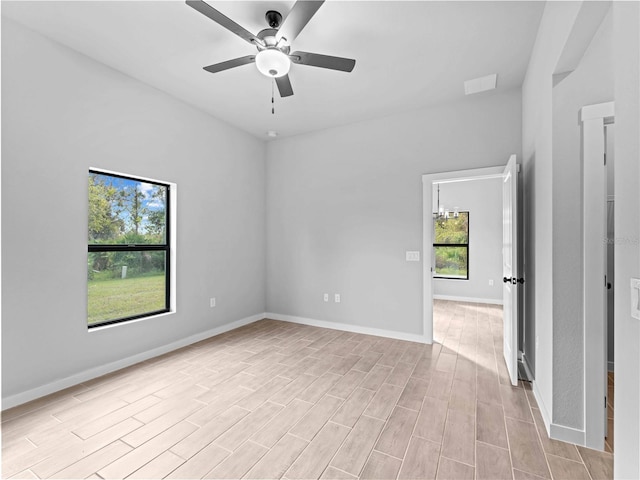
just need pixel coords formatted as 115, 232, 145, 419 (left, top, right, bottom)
605, 123, 615, 452
581, 101, 614, 451
422, 156, 521, 385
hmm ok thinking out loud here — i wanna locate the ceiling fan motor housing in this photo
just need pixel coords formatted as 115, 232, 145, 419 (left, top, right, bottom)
265, 10, 282, 29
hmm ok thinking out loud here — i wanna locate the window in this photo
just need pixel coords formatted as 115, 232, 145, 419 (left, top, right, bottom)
433, 212, 469, 279
88, 170, 170, 327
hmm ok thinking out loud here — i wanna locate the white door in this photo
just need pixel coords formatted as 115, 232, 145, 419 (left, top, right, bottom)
503, 154, 519, 386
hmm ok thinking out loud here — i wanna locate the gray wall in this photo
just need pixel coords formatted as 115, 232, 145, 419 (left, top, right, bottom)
550, 8, 613, 430
1, 19, 266, 402
522, 1, 583, 420
433, 178, 503, 303
266, 90, 522, 336
612, 2, 640, 477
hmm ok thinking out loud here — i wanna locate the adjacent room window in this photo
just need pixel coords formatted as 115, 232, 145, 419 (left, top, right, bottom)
433, 212, 469, 279
88, 170, 170, 327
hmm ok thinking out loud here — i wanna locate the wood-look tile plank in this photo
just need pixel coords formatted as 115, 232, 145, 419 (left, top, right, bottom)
359, 450, 402, 480
426, 370, 454, 401
166, 442, 230, 479
505, 417, 550, 479
297, 372, 342, 403
2, 438, 37, 460
363, 383, 403, 420
31, 417, 144, 478
449, 378, 476, 415
546, 454, 591, 480
577, 446, 613, 480
476, 371, 502, 405
170, 404, 248, 459
330, 355, 362, 375
251, 398, 313, 448
50, 441, 133, 479
441, 409, 475, 466
436, 456, 474, 480
374, 406, 418, 459
8, 469, 39, 479
204, 440, 268, 479
385, 362, 415, 387
352, 352, 383, 373
360, 365, 393, 391
328, 370, 367, 399
331, 388, 375, 428
289, 394, 344, 441
500, 384, 533, 422
513, 469, 548, 480
214, 401, 283, 451
122, 399, 204, 448
72, 395, 161, 440
476, 400, 508, 448
320, 466, 358, 479
269, 373, 317, 405
98, 421, 198, 479
284, 422, 350, 479
234, 375, 292, 411
413, 396, 448, 444
397, 377, 429, 411
330, 415, 385, 476
244, 434, 308, 479
530, 407, 581, 461
127, 450, 185, 479
3, 432, 84, 477
436, 352, 457, 373
397, 436, 440, 479
476, 441, 512, 480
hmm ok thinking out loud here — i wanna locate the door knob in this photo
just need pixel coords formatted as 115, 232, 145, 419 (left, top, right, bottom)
503, 277, 511, 283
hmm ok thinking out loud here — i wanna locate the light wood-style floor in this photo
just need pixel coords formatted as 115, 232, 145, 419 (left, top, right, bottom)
3, 300, 613, 479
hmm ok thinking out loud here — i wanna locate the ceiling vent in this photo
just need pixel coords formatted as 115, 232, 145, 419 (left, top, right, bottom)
464, 74, 497, 95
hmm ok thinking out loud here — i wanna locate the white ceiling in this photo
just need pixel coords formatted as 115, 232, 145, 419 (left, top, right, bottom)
2, 1, 545, 140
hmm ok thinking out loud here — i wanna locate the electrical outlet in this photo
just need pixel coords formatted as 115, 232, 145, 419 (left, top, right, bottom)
406, 251, 420, 262
210, 297, 216, 308
335, 294, 341, 303
489, 279, 494, 286
323, 293, 329, 302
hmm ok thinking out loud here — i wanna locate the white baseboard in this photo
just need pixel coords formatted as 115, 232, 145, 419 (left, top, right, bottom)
550, 422, 586, 446
266, 312, 429, 344
532, 381, 552, 435
532, 379, 586, 445
433, 294, 503, 305
2, 313, 265, 410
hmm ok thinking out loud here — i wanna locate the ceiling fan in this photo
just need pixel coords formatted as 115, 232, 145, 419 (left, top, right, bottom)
186, 0, 356, 97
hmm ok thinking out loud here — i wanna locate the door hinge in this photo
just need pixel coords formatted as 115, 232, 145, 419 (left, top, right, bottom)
605, 396, 607, 408
604, 153, 607, 165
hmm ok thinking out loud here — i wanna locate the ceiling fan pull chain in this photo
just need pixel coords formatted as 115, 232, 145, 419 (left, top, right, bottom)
272, 79, 275, 115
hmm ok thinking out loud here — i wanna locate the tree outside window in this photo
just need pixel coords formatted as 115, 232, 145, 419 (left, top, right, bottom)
434, 212, 469, 279
88, 171, 170, 327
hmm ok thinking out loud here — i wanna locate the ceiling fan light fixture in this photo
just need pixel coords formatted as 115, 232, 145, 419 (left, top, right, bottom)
256, 48, 290, 78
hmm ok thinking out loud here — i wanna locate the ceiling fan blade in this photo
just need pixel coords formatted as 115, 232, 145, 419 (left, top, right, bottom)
276, 1, 324, 44
203, 55, 256, 74
290, 51, 356, 72
186, 0, 263, 46
275, 75, 294, 97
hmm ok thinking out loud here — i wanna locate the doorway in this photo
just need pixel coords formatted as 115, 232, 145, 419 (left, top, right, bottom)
422, 159, 520, 386
605, 123, 615, 452
581, 100, 614, 451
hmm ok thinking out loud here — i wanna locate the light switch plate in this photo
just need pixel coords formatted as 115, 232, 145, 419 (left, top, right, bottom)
631, 278, 640, 320
406, 251, 420, 262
